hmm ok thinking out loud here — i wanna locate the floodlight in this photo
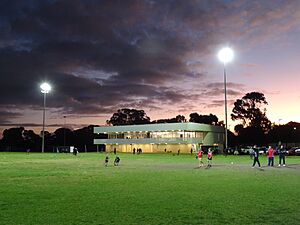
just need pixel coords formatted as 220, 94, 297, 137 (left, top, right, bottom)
218, 47, 234, 64
40, 82, 51, 93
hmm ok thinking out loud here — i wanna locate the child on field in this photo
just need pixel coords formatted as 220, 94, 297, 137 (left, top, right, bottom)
104, 155, 109, 167
207, 148, 213, 167
267, 146, 274, 166
114, 156, 120, 166
252, 145, 261, 168
197, 149, 204, 167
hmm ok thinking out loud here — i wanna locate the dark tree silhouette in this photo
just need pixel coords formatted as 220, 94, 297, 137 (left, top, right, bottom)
152, 115, 186, 123
0, 127, 42, 152
107, 108, 150, 126
231, 92, 271, 134
236, 126, 266, 146
0, 125, 108, 152
54, 128, 74, 146
189, 113, 199, 123
23, 129, 41, 151
267, 122, 300, 146
175, 115, 186, 122
73, 125, 106, 152
1, 127, 25, 151
189, 113, 218, 125
234, 124, 244, 134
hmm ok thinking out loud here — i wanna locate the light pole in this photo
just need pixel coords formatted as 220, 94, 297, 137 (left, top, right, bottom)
40, 82, 51, 153
218, 47, 234, 151
63, 116, 66, 146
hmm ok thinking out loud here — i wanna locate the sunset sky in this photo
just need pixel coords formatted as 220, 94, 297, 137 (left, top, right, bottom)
0, 0, 299, 135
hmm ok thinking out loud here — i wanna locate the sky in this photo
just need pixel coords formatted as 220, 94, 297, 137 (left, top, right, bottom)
0, 0, 299, 135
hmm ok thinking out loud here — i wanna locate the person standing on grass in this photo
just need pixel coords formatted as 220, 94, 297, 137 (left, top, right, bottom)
252, 145, 261, 168
114, 156, 120, 166
197, 149, 204, 167
73, 147, 78, 156
267, 146, 274, 166
207, 148, 213, 167
278, 145, 286, 167
104, 155, 109, 167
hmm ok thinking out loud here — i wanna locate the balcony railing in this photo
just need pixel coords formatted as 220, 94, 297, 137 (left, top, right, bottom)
94, 137, 203, 145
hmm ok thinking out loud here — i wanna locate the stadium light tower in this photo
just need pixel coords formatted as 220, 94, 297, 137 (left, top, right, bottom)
63, 115, 67, 147
40, 82, 51, 153
218, 47, 234, 151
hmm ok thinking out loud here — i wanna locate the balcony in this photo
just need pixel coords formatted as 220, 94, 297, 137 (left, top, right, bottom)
94, 137, 203, 145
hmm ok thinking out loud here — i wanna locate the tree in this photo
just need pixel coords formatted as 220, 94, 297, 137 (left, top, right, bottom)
73, 125, 105, 152
1, 127, 25, 151
189, 113, 199, 123
267, 122, 300, 146
234, 126, 266, 145
54, 128, 74, 146
234, 124, 244, 134
107, 108, 150, 126
152, 115, 186, 123
23, 129, 41, 152
189, 113, 219, 125
175, 115, 186, 122
231, 92, 271, 134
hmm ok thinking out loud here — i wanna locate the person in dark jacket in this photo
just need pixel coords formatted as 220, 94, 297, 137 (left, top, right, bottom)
278, 145, 287, 167
104, 155, 109, 167
114, 156, 120, 166
252, 145, 261, 168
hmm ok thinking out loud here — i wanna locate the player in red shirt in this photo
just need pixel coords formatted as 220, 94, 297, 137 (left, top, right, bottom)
267, 146, 274, 166
207, 148, 213, 167
197, 149, 204, 167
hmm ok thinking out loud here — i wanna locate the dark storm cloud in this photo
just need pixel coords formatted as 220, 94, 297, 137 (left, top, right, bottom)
205, 99, 236, 108
0, 0, 299, 124
0, 123, 91, 131
203, 82, 244, 97
0, 110, 22, 124
0, 0, 218, 118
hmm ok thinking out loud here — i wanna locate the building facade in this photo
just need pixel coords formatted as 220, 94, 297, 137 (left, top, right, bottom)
94, 122, 225, 153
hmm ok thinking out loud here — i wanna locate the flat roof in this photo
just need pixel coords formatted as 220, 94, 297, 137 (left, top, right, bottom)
94, 122, 224, 133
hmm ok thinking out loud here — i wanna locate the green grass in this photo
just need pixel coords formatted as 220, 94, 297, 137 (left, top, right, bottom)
0, 152, 299, 225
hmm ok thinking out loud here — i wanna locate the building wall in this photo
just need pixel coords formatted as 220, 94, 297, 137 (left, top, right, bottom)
94, 122, 224, 133
203, 131, 224, 146
106, 143, 195, 153
94, 123, 225, 153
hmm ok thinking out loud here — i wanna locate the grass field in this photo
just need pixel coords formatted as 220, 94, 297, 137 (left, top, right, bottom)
0, 152, 299, 225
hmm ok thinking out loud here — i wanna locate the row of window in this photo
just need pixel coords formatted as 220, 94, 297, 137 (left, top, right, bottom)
108, 131, 204, 139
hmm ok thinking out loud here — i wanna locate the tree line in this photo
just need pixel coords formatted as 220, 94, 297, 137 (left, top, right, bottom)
0, 126, 106, 152
1, 91, 299, 152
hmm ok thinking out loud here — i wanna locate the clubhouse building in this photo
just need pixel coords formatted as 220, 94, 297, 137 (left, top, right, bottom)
94, 122, 225, 153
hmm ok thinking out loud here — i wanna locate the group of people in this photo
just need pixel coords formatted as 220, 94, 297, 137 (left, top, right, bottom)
104, 155, 120, 167
252, 145, 287, 168
195, 145, 288, 169
104, 145, 288, 168
133, 148, 142, 154
197, 148, 213, 168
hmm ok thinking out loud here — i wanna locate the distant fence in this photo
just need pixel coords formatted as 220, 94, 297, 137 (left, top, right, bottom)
0, 146, 26, 152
